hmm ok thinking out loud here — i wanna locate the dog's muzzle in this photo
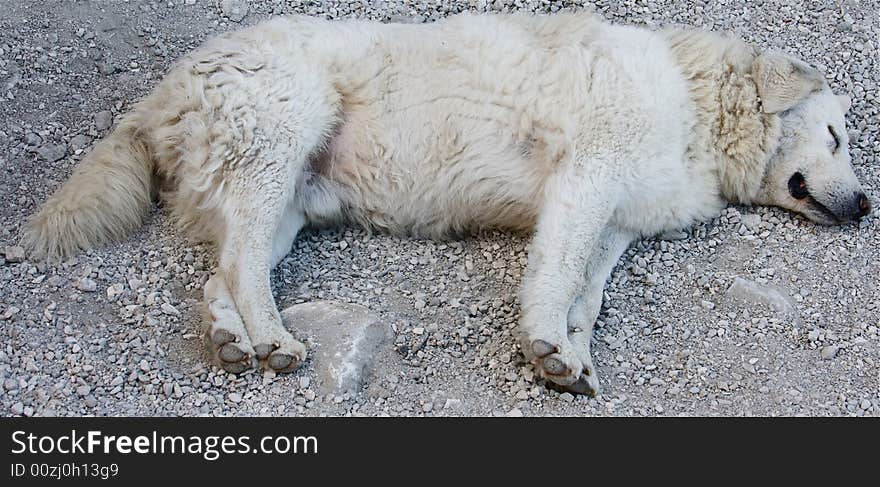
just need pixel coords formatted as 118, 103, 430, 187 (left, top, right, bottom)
788, 173, 871, 222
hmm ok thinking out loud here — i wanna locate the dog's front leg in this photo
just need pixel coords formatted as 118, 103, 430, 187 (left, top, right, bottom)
520, 162, 618, 389
564, 225, 633, 396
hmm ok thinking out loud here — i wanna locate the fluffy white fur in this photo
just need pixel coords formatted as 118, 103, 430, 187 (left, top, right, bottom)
24, 12, 869, 394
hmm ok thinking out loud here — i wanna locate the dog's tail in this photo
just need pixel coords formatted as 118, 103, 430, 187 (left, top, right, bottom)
23, 108, 156, 261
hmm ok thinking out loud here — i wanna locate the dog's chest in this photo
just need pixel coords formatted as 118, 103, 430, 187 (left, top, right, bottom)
612, 156, 725, 236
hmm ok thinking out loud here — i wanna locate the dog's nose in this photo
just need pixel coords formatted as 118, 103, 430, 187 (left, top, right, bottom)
855, 192, 871, 218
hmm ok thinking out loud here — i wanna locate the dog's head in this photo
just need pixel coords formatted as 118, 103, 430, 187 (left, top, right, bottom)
751, 52, 871, 224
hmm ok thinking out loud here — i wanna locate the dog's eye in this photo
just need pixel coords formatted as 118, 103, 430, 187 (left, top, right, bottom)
828, 125, 840, 153
788, 172, 809, 200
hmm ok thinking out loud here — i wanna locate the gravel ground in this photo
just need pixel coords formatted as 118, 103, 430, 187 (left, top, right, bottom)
1, 0, 878, 417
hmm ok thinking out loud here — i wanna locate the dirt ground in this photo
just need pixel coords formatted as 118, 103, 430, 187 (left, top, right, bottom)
1, 0, 878, 417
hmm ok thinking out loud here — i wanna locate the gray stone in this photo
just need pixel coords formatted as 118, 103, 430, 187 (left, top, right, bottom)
4, 246, 25, 263
741, 214, 762, 231
77, 277, 97, 292
38, 143, 66, 162
97, 61, 117, 75
281, 301, 391, 395
24, 132, 42, 146
1, 306, 20, 321
218, 0, 248, 22
820, 346, 838, 360
95, 110, 113, 130
444, 398, 464, 411
69, 134, 92, 151
160, 303, 180, 316
725, 277, 795, 315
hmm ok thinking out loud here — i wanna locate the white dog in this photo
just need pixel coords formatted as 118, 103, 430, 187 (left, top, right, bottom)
25, 12, 870, 395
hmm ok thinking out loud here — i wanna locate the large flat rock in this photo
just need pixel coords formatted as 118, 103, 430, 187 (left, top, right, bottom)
725, 277, 795, 315
281, 301, 391, 395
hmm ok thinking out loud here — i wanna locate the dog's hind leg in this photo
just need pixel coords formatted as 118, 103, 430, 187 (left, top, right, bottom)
204, 273, 255, 373
204, 201, 307, 374
209, 165, 309, 373
271, 202, 307, 268
202, 117, 334, 374
192, 51, 340, 373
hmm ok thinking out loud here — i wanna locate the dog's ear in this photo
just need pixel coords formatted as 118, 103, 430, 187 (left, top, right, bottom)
752, 52, 825, 114
836, 94, 852, 112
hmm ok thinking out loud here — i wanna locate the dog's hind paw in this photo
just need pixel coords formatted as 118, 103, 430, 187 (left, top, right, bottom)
253, 331, 307, 373
212, 334, 255, 374
204, 295, 256, 374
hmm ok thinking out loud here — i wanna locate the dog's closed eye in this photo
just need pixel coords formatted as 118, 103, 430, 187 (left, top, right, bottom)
828, 125, 840, 153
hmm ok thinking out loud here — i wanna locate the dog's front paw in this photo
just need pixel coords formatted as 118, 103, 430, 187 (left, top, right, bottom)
522, 333, 600, 397
560, 367, 599, 397
525, 336, 584, 388
565, 330, 600, 397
